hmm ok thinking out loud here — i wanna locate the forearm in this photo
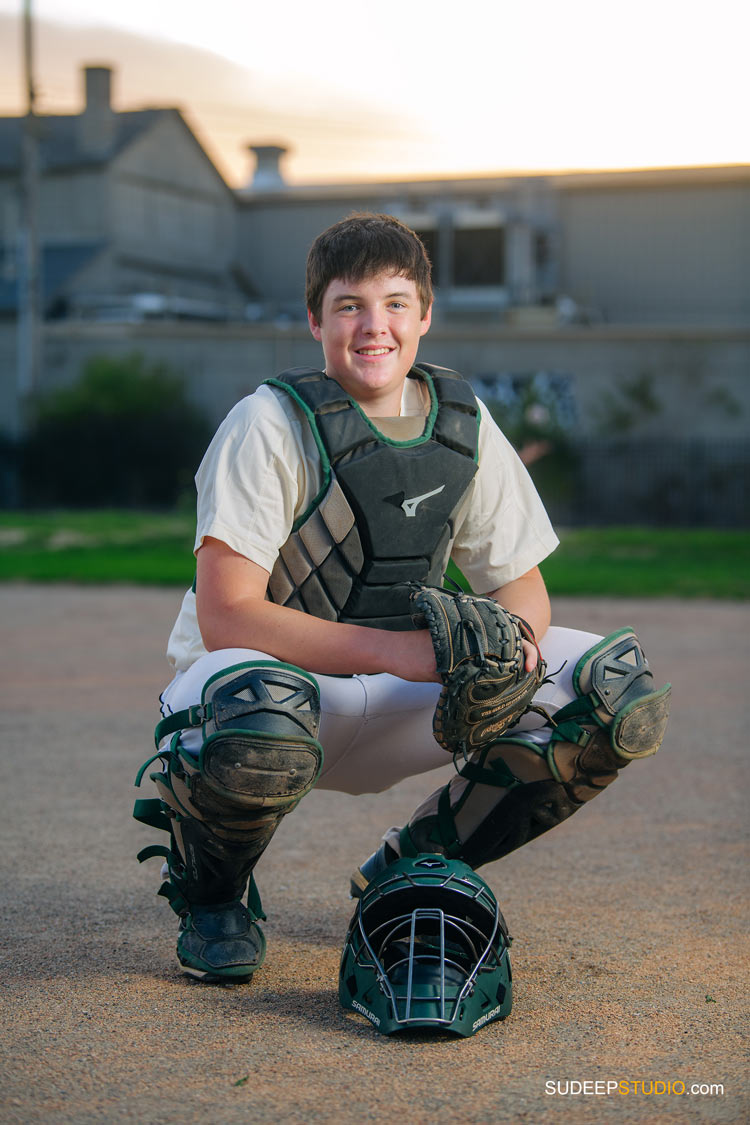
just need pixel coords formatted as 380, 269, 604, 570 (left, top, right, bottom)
195, 538, 438, 682
200, 592, 437, 681
488, 566, 551, 643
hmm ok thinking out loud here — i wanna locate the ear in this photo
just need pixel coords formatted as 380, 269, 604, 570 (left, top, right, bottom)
308, 308, 323, 341
419, 302, 433, 337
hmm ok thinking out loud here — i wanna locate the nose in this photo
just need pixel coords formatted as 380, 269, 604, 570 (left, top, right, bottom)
361, 307, 387, 335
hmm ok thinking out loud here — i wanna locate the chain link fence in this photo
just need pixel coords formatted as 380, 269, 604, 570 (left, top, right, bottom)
542, 438, 750, 527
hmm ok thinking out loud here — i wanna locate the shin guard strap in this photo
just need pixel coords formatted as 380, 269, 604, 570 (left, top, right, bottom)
399, 789, 463, 860
154, 703, 213, 747
437, 785, 463, 857
133, 797, 172, 833
399, 825, 419, 858
457, 757, 520, 789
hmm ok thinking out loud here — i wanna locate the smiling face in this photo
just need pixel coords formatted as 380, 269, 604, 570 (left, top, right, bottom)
308, 271, 433, 416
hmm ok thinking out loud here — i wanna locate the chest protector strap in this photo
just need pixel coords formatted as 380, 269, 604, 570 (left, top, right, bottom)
264, 364, 479, 631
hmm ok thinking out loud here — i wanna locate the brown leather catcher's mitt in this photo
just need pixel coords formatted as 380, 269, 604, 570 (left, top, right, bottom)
410, 585, 546, 757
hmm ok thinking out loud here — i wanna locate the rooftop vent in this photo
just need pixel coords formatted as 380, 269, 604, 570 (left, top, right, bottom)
79, 65, 115, 156
247, 144, 288, 191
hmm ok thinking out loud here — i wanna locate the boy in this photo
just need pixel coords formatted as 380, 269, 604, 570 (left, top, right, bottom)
135, 213, 670, 988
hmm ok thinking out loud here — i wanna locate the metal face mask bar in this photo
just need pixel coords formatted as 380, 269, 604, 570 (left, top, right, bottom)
339, 855, 512, 1037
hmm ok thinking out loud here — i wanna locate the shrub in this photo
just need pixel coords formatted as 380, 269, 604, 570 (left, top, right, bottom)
21, 354, 212, 507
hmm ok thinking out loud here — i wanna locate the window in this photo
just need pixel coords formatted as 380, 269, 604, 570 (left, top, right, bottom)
453, 226, 505, 287
414, 228, 439, 279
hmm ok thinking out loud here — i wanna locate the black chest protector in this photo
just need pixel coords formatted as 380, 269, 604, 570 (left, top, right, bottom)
264, 364, 479, 631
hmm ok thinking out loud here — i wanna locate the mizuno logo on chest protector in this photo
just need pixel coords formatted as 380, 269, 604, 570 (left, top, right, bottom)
401, 485, 446, 517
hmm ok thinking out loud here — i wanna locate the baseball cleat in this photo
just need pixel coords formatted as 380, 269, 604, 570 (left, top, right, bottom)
176, 900, 266, 982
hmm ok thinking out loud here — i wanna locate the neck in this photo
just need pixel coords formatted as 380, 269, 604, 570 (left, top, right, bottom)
324, 371, 407, 418
359, 387, 404, 418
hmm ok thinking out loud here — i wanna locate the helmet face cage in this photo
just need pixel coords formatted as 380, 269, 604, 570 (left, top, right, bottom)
339, 855, 512, 1036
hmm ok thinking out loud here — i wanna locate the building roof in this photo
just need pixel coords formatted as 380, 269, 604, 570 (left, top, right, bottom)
0, 109, 168, 174
238, 162, 750, 206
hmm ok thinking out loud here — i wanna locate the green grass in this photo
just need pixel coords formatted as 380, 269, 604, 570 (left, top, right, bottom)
0, 511, 748, 598
0, 510, 196, 586
539, 527, 750, 599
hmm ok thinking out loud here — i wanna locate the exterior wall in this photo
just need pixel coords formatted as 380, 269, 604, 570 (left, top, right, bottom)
427, 325, 750, 441
0, 179, 18, 227
0, 166, 110, 248
47, 169, 110, 243
53, 247, 117, 303
111, 115, 239, 302
240, 197, 378, 309
1, 320, 746, 442
40, 168, 111, 243
556, 179, 750, 326
4, 157, 750, 521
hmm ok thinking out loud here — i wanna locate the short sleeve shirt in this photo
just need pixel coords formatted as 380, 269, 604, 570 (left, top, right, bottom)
166, 375, 559, 671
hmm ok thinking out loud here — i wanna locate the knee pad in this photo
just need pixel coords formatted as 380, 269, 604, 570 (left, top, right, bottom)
191, 661, 322, 813
547, 628, 670, 801
156, 662, 323, 828
572, 628, 671, 759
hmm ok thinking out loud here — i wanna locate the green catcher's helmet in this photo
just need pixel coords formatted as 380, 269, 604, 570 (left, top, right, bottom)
339, 854, 512, 1037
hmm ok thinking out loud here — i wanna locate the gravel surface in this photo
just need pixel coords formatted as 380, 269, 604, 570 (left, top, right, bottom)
0, 585, 747, 1124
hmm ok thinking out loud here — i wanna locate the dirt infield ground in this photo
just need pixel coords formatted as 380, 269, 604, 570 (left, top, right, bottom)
0, 585, 748, 1124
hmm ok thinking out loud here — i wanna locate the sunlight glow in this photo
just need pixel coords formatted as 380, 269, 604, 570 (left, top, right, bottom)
0, 0, 746, 183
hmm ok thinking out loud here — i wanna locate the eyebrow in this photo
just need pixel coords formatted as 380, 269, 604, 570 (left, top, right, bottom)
330, 290, 413, 302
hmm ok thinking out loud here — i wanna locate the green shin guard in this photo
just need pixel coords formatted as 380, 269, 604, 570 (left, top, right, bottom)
398, 734, 580, 870
398, 628, 671, 871
134, 803, 269, 981
134, 662, 323, 980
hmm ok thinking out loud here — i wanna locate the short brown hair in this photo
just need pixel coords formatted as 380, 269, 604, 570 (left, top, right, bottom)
306, 212, 433, 320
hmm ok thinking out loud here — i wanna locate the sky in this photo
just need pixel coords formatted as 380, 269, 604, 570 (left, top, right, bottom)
0, 0, 747, 185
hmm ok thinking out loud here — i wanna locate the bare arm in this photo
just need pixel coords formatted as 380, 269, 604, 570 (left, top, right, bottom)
487, 565, 552, 671
195, 536, 439, 682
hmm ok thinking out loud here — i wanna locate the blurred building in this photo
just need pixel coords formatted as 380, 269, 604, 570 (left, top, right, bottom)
0, 65, 249, 322
234, 156, 750, 527
0, 64, 748, 522
1, 63, 746, 334
237, 153, 749, 330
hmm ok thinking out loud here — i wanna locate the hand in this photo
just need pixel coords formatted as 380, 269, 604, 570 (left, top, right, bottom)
522, 638, 539, 672
386, 627, 442, 683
